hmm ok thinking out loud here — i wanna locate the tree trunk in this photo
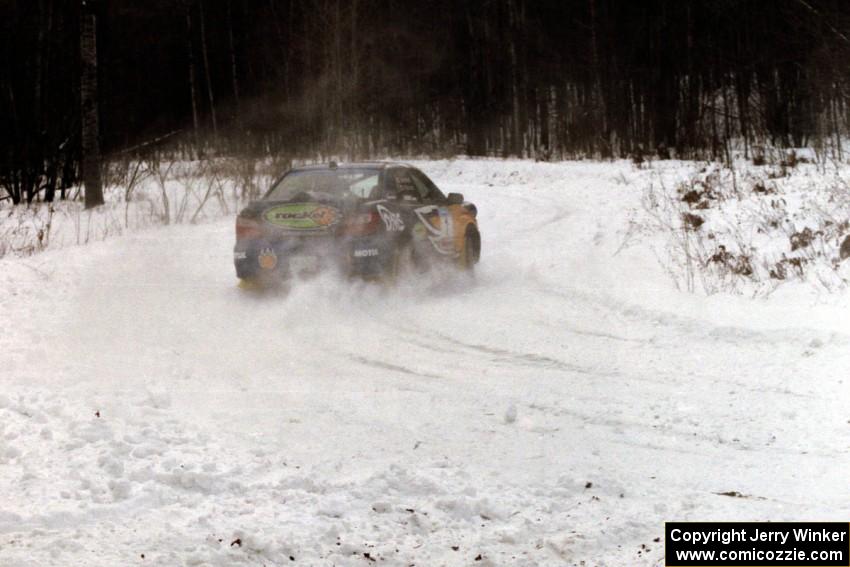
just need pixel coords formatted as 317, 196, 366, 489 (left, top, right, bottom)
198, 0, 217, 139
350, 0, 359, 157
589, 0, 609, 157
507, 0, 521, 156
227, 0, 240, 115
42, 0, 57, 202
80, 0, 103, 209
463, 2, 487, 156
185, 2, 200, 152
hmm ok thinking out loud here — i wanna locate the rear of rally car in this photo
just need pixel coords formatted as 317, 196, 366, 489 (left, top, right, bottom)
233, 165, 400, 285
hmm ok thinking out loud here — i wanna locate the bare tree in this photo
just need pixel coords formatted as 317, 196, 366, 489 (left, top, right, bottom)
185, 1, 200, 151
226, 0, 240, 120
198, 0, 218, 139
80, 0, 103, 209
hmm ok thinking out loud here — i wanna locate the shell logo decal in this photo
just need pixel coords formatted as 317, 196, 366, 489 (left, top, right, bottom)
264, 203, 339, 230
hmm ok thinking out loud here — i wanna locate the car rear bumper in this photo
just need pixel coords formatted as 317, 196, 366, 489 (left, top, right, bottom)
234, 235, 395, 280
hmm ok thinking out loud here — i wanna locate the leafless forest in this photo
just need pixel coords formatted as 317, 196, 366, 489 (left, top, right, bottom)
2, 0, 850, 205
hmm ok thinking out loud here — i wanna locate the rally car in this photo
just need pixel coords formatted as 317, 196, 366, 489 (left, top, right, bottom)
233, 162, 480, 286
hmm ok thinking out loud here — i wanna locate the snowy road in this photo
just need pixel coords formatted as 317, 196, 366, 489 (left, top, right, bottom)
2, 159, 849, 566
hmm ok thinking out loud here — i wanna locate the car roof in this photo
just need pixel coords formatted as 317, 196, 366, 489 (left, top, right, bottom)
290, 161, 415, 172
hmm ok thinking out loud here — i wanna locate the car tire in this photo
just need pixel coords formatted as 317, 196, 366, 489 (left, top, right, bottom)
387, 244, 413, 283
461, 228, 480, 270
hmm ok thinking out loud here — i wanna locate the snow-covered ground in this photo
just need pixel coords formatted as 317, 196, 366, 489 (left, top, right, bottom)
2, 158, 849, 566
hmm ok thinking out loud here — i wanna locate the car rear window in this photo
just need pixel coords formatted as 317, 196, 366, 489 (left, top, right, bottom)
266, 169, 380, 201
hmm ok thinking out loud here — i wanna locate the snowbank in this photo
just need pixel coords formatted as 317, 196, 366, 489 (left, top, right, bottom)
636, 157, 850, 297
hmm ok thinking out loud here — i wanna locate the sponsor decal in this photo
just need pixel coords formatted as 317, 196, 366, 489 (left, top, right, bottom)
264, 203, 339, 230
414, 205, 456, 256
258, 247, 278, 270
233, 251, 247, 260
353, 248, 379, 258
376, 204, 405, 232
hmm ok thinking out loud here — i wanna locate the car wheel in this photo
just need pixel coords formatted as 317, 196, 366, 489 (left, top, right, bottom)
460, 228, 479, 270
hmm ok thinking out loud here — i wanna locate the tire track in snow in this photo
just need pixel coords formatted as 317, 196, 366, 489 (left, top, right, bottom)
344, 353, 445, 380
537, 282, 850, 348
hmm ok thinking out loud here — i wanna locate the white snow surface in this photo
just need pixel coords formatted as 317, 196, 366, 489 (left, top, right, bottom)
2, 158, 849, 566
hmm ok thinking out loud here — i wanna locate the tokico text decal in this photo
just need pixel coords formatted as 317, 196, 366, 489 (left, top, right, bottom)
264, 203, 339, 230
